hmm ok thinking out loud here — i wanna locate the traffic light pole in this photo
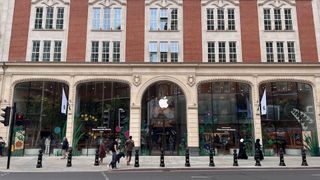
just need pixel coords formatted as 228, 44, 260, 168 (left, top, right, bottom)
7, 103, 16, 169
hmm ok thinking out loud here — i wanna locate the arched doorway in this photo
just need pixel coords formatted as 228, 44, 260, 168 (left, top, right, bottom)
198, 81, 254, 156
259, 81, 318, 156
140, 81, 187, 155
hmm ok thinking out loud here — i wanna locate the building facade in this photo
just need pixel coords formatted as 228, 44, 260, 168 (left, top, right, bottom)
0, 0, 319, 156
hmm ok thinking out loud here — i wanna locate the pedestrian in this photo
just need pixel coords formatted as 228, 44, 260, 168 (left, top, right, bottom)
61, 137, 69, 159
168, 135, 174, 155
109, 137, 119, 169
0, 137, 5, 157
125, 136, 135, 165
238, 138, 248, 159
255, 139, 264, 161
45, 136, 51, 155
99, 140, 106, 164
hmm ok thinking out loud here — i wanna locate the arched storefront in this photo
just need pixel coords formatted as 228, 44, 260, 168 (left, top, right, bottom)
198, 81, 254, 155
140, 81, 187, 155
259, 81, 318, 156
13, 81, 69, 156
74, 81, 130, 154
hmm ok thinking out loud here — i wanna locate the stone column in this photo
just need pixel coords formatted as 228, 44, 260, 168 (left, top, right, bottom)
252, 77, 262, 144
314, 76, 320, 148
129, 106, 141, 147
187, 105, 199, 155
65, 79, 75, 147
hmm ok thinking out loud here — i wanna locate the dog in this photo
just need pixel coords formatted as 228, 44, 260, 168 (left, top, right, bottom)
109, 152, 125, 169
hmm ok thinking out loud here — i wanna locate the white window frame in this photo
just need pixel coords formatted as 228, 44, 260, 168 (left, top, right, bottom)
149, 8, 179, 31
30, 40, 63, 62
91, 7, 123, 31
90, 41, 122, 63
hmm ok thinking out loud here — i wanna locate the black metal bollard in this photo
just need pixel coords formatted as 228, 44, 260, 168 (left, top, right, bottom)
233, 149, 239, 166
209, 148, 215, 167
185, 148, 190, 167
66, 149, 72, 167
36, 150, 43, 168
160, 149, 165, 167
134, 149, 140, 167
255, 149, 261, 166
279, 148, 286, 166
301, 148, 308, 166
94, 149, 99, 166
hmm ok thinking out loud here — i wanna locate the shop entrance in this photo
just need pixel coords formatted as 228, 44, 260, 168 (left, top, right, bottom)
141, 81, 187, 156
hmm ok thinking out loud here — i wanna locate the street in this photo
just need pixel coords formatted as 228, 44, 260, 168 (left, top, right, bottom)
1, 169, 320, 180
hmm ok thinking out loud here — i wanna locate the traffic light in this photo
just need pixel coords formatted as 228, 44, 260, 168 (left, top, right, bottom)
103, 109, 110, 128
0, 106, 11, 126
15, 113, 24, 126
118, 108, 126, 127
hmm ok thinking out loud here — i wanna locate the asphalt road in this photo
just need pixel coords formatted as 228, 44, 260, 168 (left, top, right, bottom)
1, 169, 320, 180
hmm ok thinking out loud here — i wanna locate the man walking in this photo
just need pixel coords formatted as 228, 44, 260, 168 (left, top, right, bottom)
110, 137, 119, 169
125, 136, 135, 165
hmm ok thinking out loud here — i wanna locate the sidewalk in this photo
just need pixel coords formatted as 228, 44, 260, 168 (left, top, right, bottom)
0, 155, 319, 172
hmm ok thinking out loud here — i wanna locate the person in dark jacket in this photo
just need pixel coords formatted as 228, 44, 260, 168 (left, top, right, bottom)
99, 141, 106, 164
61, 137, 69, 159
125, 136, 135, 165
238, 138, 248, 159
255, 139, 264, 160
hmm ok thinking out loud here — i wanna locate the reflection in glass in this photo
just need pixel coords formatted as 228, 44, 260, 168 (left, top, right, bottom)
198, 82, 254, 155
260, 82, 318, 156
13, 81, 68, 156
141, 81, 187, 155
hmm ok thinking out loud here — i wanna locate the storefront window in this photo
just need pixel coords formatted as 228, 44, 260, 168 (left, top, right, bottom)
141, 81, 187, 155
260, 82, 318, 156
13, 81, 68, 156
75, 81, 130, 155
198, 82, 253, 155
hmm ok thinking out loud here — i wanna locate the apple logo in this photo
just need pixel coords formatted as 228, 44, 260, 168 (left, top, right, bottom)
159, 96, 169, 109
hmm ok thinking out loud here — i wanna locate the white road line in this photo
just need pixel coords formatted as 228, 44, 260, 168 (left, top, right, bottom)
101, 172, 110, 180
191, 176, 209, 179
311, 174, 320, 176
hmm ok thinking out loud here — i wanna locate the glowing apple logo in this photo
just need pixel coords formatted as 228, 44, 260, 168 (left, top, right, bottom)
159, 96, 169, 109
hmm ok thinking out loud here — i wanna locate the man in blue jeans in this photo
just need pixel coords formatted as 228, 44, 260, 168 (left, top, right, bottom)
110, 137, 119, 169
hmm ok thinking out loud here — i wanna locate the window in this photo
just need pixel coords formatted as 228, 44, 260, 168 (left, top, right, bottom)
103, 8, 111, 30
150, 9, 157, 30
113, 41, 120, 62
217, 8, 225, 30
207, 9, 214, 30
114, 8, 122, 30
276, 42, 284, 62
218, 42, 226, 62
287, 42, 295, 62
45, 7, 54, 29
35, 7, 43, 29
274, 9, 282, 30
91, 41, 99, 62
150, 8, 179, 31
53, 41, 62, 62
102, 41, 110, 62
170, 9, 178, 31
170, 42, 179, 62
264, 9, 271, 30
31, 41, 40, 61
208, 42, 215, 62
227, 9, 235, 30
149, 42, 158, 62
284, 9, 292, 30
229, 42, 237, 62
92, 8, 100, 30
160, 42, 168, 62
56, 8, 64, 30
42, 41, 51, 61
266, 42, 274, 62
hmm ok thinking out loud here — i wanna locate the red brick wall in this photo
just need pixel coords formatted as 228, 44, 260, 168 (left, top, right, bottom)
239, 0, 261, 63
66, 0, 88, 62
125, 0, 145, 62
296, 0, 318, 63
8, 0, 31, 62
183, 0, 202, 62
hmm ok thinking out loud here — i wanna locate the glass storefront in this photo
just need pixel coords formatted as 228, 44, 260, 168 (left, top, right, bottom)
75, 81, 130, 154
13, 81, 68, 155
141, 81, 187, 155
198, 81, 254, 155
260, 82, 318, 155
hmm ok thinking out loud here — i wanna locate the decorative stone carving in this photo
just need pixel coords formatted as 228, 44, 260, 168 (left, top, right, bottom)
201, 0, 239, 7
146, 0, 182, 7
32, 0, 70, 6
187, 75, 195, 87
89, 0, 126, 6
258, 0, 295, 7
133, 75, 141, 87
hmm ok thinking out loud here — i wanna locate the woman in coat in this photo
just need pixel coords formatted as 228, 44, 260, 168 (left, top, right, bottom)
238, 138, 248, 159
255, 139, 264, 160
99, 141, 106, 164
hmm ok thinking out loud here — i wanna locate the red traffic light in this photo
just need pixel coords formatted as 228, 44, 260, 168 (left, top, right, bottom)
16, 113, 24, 120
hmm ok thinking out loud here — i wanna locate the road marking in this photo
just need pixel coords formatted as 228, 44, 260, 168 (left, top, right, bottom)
191, 176, 209, 179
0, 172, 10, 177
101, 172, 110, 180
311, 174, 320, 177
